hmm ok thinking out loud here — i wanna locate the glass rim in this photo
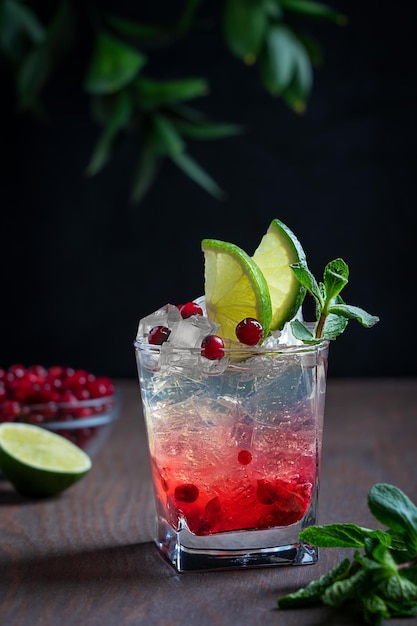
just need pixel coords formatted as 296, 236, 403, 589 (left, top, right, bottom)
133, 336, 329, 357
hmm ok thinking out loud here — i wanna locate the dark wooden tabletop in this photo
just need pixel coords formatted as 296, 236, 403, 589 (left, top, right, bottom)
1, 378, 416, 626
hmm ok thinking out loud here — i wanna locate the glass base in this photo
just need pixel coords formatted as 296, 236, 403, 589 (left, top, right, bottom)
156, 517, 318, 572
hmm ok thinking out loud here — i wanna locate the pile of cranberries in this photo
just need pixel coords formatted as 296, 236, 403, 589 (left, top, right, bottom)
0, 364, 116, 450
147, 301, 264, 360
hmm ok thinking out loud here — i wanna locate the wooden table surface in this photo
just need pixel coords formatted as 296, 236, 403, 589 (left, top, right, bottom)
1, 378, 416, 626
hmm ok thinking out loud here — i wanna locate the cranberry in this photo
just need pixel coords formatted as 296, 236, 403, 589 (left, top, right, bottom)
0, 382, 6, 402
235, 317, 263, 345
63, 369, 89, 391
28, 365, 48, 381
74, 388, 90, 401
201, 335, 224, 360
8, 364, 26, 379
174, 483, 199, 503
1, 400, 21, 419
88, 377, 114, 398
178, 302, 203, 319
148, 325, 171, 345
47, 366, 65, 380
238, 449, 253, 465
59, 391, 78, 405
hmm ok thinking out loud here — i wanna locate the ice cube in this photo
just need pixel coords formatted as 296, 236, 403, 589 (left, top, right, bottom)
230, 414, 254, 448
136, 303, 182, 339
167, 315, 219, 349
193, 295, 206, 315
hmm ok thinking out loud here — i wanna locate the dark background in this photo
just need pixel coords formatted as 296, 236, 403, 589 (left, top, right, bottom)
1, 1, 416, 380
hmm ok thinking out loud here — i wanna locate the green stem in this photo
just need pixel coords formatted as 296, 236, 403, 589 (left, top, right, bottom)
315, 311, 327, 338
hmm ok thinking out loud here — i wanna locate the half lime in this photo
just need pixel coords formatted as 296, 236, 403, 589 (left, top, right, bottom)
0, 423, 92, 497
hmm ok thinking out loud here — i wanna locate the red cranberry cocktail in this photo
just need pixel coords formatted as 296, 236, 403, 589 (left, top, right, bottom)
134, 303, 329, 572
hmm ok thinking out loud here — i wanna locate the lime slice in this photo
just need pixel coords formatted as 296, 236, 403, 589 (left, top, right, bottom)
252, 218, 307, 330
0, 423, 92, 498
202, 239, 272, 342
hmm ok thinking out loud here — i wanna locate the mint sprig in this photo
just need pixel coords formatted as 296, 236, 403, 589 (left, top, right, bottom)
278, 483, 417, 625
290, 258, 379, 341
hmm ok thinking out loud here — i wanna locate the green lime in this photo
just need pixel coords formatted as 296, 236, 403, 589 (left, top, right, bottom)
201, 238, 272, 342
252, 218, 307, 330
0, 423, 92, 498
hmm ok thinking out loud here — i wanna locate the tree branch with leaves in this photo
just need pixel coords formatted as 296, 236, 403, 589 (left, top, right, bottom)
0, 0, 346, 203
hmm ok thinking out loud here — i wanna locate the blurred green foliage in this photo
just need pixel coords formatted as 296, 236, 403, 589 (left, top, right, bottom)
0, 0, 346, 203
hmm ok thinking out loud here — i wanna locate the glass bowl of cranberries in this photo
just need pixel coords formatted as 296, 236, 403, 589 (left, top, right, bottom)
0, 364, 120, 456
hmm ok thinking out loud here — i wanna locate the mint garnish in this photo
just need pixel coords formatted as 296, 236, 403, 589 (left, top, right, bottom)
290, 258, 379, 341
278, 483, 417, 625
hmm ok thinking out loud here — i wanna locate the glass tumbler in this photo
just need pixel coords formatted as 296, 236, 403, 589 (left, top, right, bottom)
134, 338, 329, 572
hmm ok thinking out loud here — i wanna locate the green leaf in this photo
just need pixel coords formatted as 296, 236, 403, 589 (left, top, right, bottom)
299, 524, 391, 549
360, 594, 390, 625
291, 262, 324, 306
280, 36, 313, 111
84, 31, 147, 95
321, 312, 348, 339
106, 15, 169, 43
176, 0, 203, 34
290, 319, 319, 343
86, 91, 133, 175
368, 484, 417, 551
381, 574, 417, 604
171, 151, 225, 200
150, 113, 185, 156
171, 119, 243, 140
260, 24, 298, 94
259, 23, 314, 109
134, 76, 208, 110
279, 0, 347, 24
297, 32, 324, 66
223, 0, 267, 64
17, 44, 51, 110
17, 0, 73, 110
130, 143, 160, 205
323, 258, 349, 301
168, 103, 207, 123
328, 303, 380, 328
0, 0, 44, 61
278, 557, 351, 608
322, 569, 370, 607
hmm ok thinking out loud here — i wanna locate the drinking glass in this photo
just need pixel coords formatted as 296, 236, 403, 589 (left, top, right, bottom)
134, 338, 329, 572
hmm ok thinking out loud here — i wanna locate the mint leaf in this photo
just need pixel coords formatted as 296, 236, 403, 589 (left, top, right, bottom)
290, 318, 318, 343
278, 557, 351, 608
322, 312, 348, 339
360, 594, 390, 625
323, 258, 349, 301
278, 483, 417, 624
299, 523, 391, 548
382, 574, 417, 603
322, 569, 370, 607
291, 257, 379, 340
328, 303, 380, 328
290, 262, 324, 306
368, 484, 417, 551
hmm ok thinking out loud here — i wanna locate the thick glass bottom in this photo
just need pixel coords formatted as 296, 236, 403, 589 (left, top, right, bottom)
156, 517, 318, 572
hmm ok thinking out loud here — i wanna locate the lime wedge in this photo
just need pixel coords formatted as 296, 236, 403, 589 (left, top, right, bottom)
202, 239, 272, 342
252, 218, 307, 330
0, 423, 92, 498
